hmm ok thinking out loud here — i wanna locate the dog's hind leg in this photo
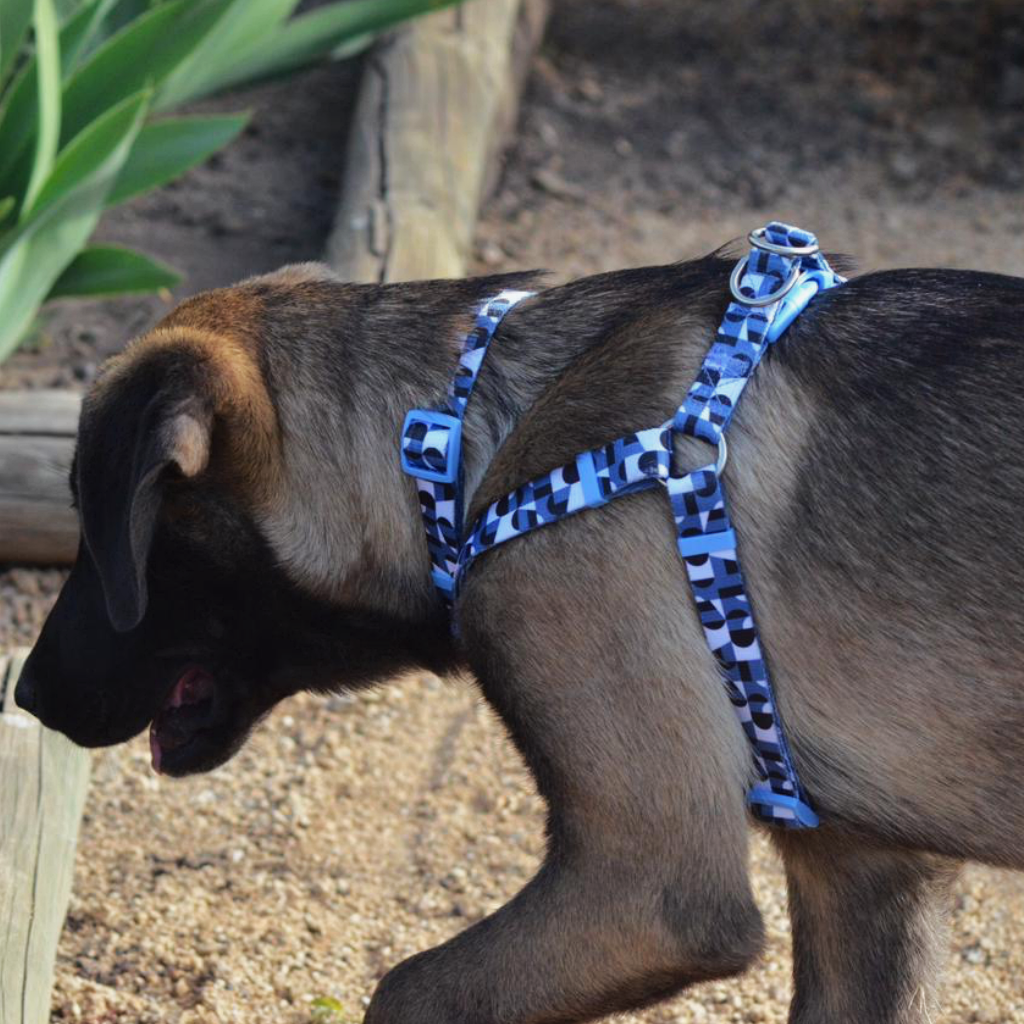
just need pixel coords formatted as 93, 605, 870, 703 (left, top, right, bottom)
775, 830, 961, 1024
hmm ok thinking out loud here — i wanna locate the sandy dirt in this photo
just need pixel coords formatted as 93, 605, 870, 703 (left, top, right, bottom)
2, 1, 1024, 1022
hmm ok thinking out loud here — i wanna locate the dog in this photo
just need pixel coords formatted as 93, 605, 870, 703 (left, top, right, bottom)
15, 252, 1024, 1024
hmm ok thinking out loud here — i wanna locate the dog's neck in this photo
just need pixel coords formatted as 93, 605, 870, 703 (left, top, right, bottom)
256, 277, 566, 639
255, 265, 724, 663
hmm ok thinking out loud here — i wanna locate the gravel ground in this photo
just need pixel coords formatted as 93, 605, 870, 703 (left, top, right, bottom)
2, 1, 1024, 1022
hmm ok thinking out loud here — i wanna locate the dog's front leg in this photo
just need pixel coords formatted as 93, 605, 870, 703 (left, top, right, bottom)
775, 831, 961, 1024
366, 525, 766, 1024
366, 844, 762, 1024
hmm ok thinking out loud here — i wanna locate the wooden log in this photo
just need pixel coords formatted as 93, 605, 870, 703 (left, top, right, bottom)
0, 649, 91, 1024
0, 391, 82, 436
327, 0, 549, 283
0, 391, 80, 565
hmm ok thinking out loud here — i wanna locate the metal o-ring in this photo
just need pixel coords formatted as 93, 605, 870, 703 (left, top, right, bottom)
747, 227, 820, 257
716, 435, 728, 475
729, 256, 802, 307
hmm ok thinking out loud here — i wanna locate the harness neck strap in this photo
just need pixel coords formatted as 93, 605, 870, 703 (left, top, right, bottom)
400, 289, 534, 604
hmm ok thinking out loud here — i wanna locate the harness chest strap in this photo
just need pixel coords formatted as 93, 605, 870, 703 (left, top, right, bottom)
402, 222, 843, 829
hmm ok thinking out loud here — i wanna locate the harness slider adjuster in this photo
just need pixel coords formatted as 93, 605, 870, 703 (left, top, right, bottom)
764, 270, 833, 343
747, 788, 820, 828
574, 450, 609, 508
431, 568, 455, 597
676, 527, 737, 559
401, 409, 463, 484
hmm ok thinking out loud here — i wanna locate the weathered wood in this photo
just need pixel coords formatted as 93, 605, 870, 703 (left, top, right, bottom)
0, 649, 91, 1024
0, 391, 82, 437
0, 392, 80, 565
327, 0, 549, 283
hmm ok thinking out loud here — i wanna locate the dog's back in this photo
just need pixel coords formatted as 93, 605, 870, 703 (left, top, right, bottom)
468, 262, 1024, 864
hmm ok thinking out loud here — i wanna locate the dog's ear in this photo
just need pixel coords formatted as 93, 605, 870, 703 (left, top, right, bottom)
77, 366, 214, 633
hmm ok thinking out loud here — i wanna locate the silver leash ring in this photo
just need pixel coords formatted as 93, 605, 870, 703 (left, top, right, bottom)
729, 256, 802, 307
747, 227, 820, 257
716, 434, 728, 475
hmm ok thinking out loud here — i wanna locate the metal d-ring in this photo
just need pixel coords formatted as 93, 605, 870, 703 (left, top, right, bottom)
748, 227, 820, 257
716, 434, 728, 475
729, 256, 802, 307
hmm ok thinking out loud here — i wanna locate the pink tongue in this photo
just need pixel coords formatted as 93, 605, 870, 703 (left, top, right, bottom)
169, 668, 215, 707
150, 669, 216, 773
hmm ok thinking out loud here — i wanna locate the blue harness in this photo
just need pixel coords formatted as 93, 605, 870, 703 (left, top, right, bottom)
401, 222, 844, 828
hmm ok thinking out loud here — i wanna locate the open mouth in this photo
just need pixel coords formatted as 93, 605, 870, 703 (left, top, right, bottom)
149, 666, 223, 774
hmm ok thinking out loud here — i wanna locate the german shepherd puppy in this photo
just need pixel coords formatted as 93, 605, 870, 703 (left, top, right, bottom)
16, 254, 1024, 1024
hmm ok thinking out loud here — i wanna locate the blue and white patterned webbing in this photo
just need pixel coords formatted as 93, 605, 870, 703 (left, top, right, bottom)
402, 224, 840, 827
677, 223, 840, 444
452, 223, 844, 828
400, 290, 534, 604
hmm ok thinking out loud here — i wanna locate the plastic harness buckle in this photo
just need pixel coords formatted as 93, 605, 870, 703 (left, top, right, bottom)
401, 409, 463, 484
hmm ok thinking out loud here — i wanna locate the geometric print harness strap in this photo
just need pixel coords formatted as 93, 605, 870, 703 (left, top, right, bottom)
665, 468, 819, 828
460, 426, 674, 561
452, 222, 844, 829
400, 289, 534, 605
665, 222, 843, 827
677, 221, 844, 445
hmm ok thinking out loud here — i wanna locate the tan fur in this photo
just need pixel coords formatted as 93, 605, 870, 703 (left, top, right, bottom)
164, 412, 210, 477
93, 294, 282, 503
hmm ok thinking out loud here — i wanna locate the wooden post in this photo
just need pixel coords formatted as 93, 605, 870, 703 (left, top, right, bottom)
0, 390, 81, 565
0, 650, 91, 1024
327, 0, 549, 283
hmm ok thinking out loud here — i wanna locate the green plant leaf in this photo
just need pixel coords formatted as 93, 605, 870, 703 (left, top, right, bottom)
59, 0, 120, 75
0, 1, 103, 160
25, 87, 150, 217
107, 111, 248, 207
0, 0, 34, 92
22, 0, 62, 213
202, 0, 462, 97
0, 0, 170, 197
53, 0, 83, 21
310, 997, 348, 1023
47, 243, 180, 297
0, 88, 146, 359
59, 0, 226, 144
330, 31, 374, 62
154, 0, 299, 111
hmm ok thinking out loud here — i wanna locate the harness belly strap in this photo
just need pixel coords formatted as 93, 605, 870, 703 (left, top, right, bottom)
402, 223, 843, 829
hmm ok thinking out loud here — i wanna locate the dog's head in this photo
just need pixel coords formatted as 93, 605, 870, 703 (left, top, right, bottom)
15, 266, 474, 775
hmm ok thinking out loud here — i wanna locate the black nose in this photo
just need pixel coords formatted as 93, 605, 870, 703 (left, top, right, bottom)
14, 664, 38, 715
